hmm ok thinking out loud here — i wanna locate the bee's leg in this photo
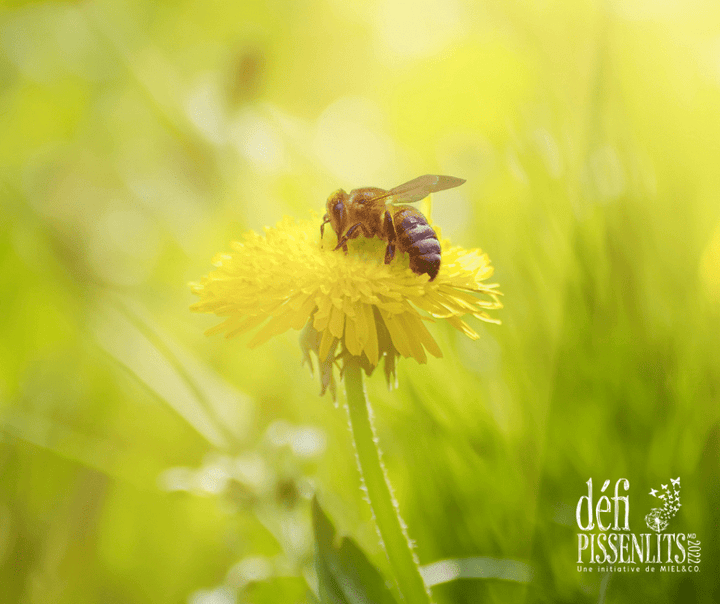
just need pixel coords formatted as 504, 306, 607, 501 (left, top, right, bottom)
333, 222, 363, 252
320, 214, 331, 239
383, 210, 396, 264
384, 242, 395, 263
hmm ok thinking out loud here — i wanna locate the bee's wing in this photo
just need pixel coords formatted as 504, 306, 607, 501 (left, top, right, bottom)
385, 174, 465, 204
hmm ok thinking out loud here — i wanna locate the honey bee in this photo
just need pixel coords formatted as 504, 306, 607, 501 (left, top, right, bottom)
320, 174, 465, 280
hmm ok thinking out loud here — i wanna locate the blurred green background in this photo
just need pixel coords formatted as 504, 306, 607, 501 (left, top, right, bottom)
1, 0, 719, 602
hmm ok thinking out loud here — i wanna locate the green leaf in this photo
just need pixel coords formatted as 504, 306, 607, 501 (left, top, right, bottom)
312, 497, 399, 604
91, 295, 252, 449
420, 556, 534, 586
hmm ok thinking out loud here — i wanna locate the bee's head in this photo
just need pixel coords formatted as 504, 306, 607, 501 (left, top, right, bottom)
325, 189, 347, 235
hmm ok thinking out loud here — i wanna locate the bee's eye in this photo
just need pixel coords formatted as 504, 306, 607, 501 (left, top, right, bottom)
333, 200, 345, 222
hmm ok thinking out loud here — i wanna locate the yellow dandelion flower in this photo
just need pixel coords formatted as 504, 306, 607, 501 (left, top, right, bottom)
190, 215, 501, 395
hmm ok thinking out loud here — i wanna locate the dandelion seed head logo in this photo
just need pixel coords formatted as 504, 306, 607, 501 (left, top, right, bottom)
645, 477, 681, 533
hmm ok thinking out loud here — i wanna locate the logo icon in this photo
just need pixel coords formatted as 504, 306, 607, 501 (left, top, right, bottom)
645, 477, 681, 533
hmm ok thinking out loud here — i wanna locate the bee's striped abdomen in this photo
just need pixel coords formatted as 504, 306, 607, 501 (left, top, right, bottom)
394, 208, 441, 280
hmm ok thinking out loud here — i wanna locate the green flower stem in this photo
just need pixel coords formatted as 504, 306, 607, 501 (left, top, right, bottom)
344, 358, 433, 604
